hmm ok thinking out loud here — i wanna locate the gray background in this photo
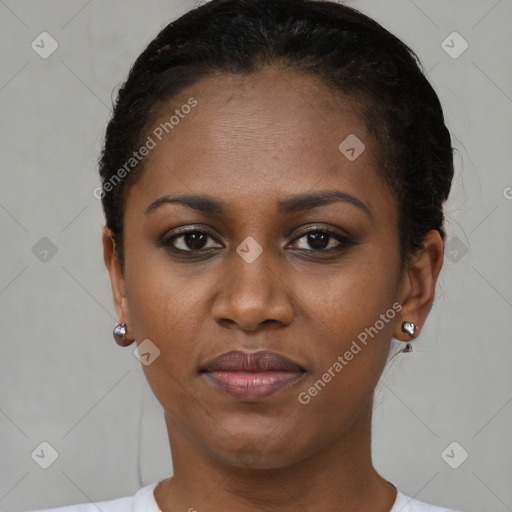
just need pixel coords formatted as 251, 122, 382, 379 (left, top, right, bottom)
0, 0, 511, 511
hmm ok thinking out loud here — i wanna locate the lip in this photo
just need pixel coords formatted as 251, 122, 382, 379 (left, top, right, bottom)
200, 350, 306, 401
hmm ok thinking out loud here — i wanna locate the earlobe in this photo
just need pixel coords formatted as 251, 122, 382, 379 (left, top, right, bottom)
394, 230, 444, 343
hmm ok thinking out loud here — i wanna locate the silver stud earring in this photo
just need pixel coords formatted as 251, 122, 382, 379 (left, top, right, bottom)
400, 321, 417, 353
113, 323, 130, 347
113, 322, 127, 338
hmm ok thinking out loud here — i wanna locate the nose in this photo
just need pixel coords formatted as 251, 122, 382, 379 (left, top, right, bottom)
211, 245, 294, 332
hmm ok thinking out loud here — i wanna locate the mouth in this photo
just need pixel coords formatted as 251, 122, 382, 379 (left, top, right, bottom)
199, 350, 306, 402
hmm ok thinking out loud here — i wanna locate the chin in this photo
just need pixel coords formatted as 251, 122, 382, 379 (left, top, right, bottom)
204, 431, 311, 470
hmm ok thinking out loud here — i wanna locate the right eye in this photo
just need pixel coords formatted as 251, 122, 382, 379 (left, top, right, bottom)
163, 228, 223, 253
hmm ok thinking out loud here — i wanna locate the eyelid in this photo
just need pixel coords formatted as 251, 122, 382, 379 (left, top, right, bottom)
290, 224, 352, 240
164, 223, 351, 241
164, 225, 224, 246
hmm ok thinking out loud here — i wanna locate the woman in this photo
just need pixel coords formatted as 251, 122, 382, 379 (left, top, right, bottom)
32, 0, 462, 510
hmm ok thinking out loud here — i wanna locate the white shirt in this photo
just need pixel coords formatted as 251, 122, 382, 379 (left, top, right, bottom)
28, 481, 462, 512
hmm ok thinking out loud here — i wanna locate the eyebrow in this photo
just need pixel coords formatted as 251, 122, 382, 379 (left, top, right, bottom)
144, 190, 371, 217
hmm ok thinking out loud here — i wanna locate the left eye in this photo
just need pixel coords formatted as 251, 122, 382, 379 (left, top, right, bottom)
290, 229, 352, 251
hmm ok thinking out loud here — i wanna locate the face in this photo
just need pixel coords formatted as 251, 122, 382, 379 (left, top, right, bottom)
105, 65, 417, 469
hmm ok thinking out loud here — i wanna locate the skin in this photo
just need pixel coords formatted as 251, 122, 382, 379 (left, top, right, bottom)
103, 65, 444, 512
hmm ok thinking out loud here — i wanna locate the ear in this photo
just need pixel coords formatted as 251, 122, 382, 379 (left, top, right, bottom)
102, 226, 133, 337
394, 230, 444, 342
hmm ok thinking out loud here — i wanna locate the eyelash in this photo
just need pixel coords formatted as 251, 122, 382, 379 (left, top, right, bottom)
162, 225, 356, 256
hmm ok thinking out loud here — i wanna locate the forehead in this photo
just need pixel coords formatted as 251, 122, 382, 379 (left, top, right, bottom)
160, 66, 366, 151
124, 65, 395, 220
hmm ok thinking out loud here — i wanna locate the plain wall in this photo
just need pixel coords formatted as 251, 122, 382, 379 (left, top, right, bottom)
0, 1, 511, 511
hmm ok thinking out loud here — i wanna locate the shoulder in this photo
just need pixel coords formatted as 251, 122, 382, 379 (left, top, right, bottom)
393, 488, 463, 512
25, 481, 161, 512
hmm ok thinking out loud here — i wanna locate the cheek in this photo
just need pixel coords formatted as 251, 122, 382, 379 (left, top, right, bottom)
302, 250, 400, 348
123, 255, 215, 407
290, 272, 397, 449
124, 242, 204, 341
126, 278, 198, 425
293, 247, 400, 399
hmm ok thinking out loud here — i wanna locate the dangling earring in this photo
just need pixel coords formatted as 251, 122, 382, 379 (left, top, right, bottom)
400, 321, 417, 353
113, 322, 132, 347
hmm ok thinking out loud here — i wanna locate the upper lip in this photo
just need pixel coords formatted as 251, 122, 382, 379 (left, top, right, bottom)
201, 350, 305, 373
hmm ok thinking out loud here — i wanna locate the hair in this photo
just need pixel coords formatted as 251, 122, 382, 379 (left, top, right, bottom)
98, 0, 454, 272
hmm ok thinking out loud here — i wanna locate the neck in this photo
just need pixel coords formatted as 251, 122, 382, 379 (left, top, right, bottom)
154, 397, 397, 512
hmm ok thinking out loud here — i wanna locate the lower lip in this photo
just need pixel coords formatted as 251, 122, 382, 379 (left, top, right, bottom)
203, 371, 304, 401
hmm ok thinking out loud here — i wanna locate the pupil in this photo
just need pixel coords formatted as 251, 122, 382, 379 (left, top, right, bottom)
308, 232, 328, 250
186, 232, 207, 250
